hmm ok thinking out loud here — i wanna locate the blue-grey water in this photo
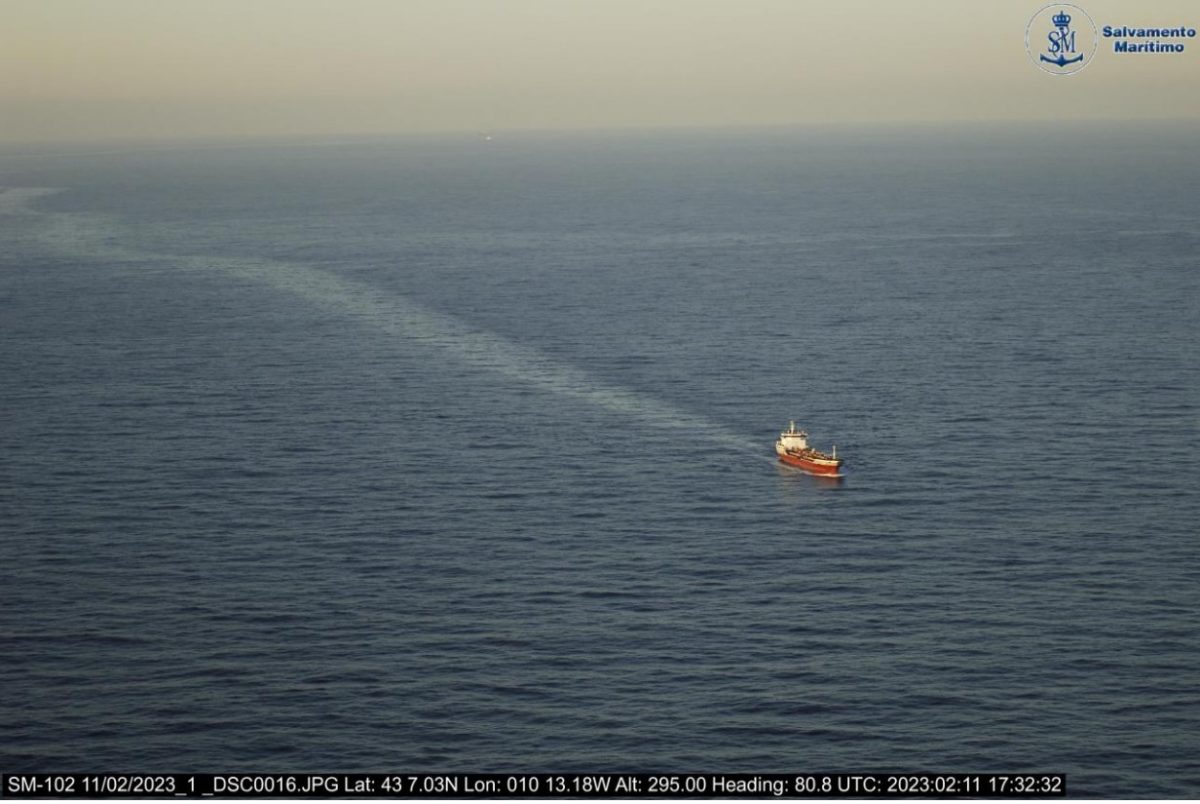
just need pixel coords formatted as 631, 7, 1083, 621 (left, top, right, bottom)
1, 124, 1198, 796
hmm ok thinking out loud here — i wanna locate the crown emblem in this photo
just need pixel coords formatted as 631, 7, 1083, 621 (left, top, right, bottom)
1028, 4, 1093, 74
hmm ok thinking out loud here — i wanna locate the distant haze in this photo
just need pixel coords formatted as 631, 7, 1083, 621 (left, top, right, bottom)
4, 0, 1198, 142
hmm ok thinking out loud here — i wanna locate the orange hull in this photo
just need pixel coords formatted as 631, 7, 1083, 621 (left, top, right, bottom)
778, 451, 844, 477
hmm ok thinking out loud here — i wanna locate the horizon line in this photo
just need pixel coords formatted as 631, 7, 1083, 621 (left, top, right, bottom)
3, 116, 1199, 153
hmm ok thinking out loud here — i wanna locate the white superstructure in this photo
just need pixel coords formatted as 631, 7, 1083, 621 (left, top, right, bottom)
775, 421, 809, 456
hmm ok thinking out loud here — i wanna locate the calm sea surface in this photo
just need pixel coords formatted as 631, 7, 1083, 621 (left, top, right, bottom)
1, 125, 1198, 796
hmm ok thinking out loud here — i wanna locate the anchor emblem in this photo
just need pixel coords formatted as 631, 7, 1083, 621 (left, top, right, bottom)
1040, 10, 1085, 67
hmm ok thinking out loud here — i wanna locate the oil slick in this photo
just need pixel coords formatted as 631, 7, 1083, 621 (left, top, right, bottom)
11, 187, 764, 462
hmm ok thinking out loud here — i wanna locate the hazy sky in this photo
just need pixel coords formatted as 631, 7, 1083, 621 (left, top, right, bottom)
4, 0, 1198, 142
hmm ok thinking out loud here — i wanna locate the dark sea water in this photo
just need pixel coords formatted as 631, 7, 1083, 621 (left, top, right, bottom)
1, 124, 1198, 796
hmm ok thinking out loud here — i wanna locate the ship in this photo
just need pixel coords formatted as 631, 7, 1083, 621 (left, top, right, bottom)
775, 421, 844, 477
